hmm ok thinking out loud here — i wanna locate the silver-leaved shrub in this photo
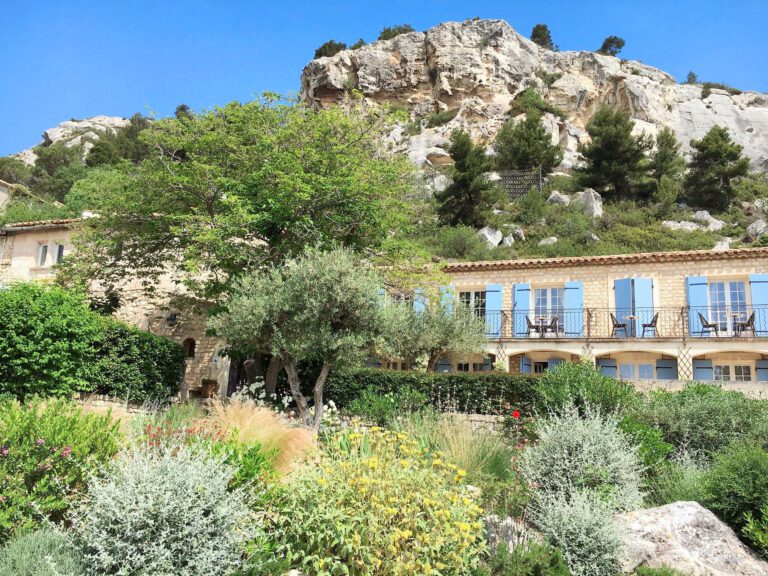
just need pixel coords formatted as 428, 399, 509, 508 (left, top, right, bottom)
70, 443, 259, 576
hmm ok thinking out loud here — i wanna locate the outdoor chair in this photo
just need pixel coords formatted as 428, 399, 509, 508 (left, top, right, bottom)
525, 315, 542, 337
697, 312, 719, 337
610, 313, 628, 337
641, 312, 659, 337
545, 315, 560, 336
735, 312, 756, 337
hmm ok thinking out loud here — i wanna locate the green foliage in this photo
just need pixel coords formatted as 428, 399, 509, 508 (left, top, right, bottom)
0, 283, 102, 398
634, 384, 768, 459
535, 360, 639, 417
314, 39, 346, 58
508, 88, 565, 119
645, 455, 708, 507
686, 71, 698, 84
536, 69, 563, 87
635, 567, 687, 576
436, 130, 504, 227
174, 103, 193, 120
516, 186, 547, 225
654, 174, 681, 211
324, 368, 539, 414
701, 81, 742, 99
350, 38, 366, 49
347, 386, 429, 425
0, 199, 71, 226
743, 503, 768, 559
0, 156, 32, 185
578, 106, 652, 200
474, 542, 571, 576
494, 111, 563, 174
29, 143, 87, 201
597, 35, 625, 56
64, 166, 131, 213
377, 24, 415, 41
731, 172, 768, 203
425, 108, 459, 128
85, 113, 151, 167
270, 428, 485, 575
91, 319, 185, 402
684, 125, 749, 210
431, 225, 490, 260
0, 398, 120, 542
650, 127, 685, 184
0, 529, 86, 576
618, 415, 674, 471
702, 441, 768, 531
530, 24, 556, 51
71, 443, 259, 576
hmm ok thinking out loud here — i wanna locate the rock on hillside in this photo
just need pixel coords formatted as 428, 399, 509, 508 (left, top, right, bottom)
14, 115, 130, 166
301, 19, 768, 171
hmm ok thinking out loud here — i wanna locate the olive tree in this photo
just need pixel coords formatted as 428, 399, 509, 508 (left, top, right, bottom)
210, 247, 382, 428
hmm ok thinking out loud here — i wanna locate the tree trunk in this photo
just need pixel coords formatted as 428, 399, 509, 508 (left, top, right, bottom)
311, 362, 331, 430
265, 356, 284, 398
427, 353, 439, 372
283, 358, 313, 426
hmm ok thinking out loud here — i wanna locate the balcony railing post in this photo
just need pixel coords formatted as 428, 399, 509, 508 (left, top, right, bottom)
586, 308, 592, 340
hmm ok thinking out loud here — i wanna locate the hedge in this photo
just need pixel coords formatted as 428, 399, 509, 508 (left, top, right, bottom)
325, 368, 538, 414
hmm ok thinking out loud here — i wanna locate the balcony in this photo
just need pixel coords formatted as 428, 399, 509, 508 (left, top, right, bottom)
482, 305, 768, 341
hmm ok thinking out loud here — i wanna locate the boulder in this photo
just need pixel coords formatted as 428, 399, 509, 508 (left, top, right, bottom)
501, 234, 515, 246
662, 220, 705, 232
483, 515, 535, 553
477, 226, 503, 247
546, 190, 571, 206
431, 173, 450, 193
746, 219, 768, 241
585, 231, 601, 242
538, 236, 558, 246
713, 237, 734, 251
573, 188, 603, 218
692, 210, 726, 232
504, 224, 526, 241
616, 501, 768, 576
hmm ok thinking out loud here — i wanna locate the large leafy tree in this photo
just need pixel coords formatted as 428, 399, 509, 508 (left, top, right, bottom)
64, 95, 413, 301
210, 247, 383, 428
577, 107, 651, 201
435, 130, 503, 227
494, 111, 563, 175
684, 125, 750, 210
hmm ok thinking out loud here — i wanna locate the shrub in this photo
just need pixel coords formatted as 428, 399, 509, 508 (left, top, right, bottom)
347, 386, 429, 425
618, 415, 674, 470
0, 283, 102, 398
520, 407, 643, 512
270, 428, 485, 575
645, 454, 707, 507
535, 361, 639, 417
432, 225, 490, 260
702, 441, 768, 531
378, 24, 415, 41
325, 368, 539, 413
534, 491, 621, 576
0, 529, 86, 576
474, 542, 571, 576
701, 81, 742, 99
0, 398, 120, 542
635, 567, 687, 576
314, 39, 346, 58
71, 442, 259, 576
426, 108, 459, 128
635, 384, 768, 459
508, 88, 565, 119
743, 503, 768, 559
91, 319, 185, 402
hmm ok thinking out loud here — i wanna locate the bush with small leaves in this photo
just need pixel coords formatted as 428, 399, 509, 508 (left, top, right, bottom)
378, 24, 415, 41
473, 541, 571, 576
347, 386, 429, 425
70, 443, 260, 576
0, 529, 86, 576
314, 39, 347, 58
743, 503, 768, 559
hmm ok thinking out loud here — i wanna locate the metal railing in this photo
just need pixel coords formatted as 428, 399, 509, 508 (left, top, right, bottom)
481, 305, 768, 340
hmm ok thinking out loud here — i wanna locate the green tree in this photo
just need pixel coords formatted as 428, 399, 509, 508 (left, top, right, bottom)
314, 39, 346, 58
494, 110, 563, 175
210, 247, 383, 428
530, 23, 556, 50
29, 142, 86, 201
435, 130, 503, 227
85, 113, 151, 167
654, 174, 681, 212
686, 71, 698, 84
64, 96, 412, 301
650, 127, 685, 184
378, 24, 415, 41
684, 125, 749, 210
597, 35, 625, 56
350, 38, 366, 49
174, 103, 193, 120
0, 157, 32, 185
578, 107, 651, 200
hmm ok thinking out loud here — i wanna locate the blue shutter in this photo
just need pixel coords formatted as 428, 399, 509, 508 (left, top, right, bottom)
749, 274, 768, 336
564, 281, 584, 337
597, 358, 617, 378
519, 355, 532, 374
756, 360, 768, 382
692, 359, 714, 381
413, 287, 426, 314
482, 356, 493, 371
656, 359, 678, 380
440, 285, 455, 313
436, 357, 452, 372
485, 284, 503, 339
614, 278, 633, 337
686, 276, 708, 336
547, 358, 564, 371
633, 278, 654, 337
513, 283, 531, 337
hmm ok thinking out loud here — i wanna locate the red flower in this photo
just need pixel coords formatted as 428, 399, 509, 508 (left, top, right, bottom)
511, 410, 521, 419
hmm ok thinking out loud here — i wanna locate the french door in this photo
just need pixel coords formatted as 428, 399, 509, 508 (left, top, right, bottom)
708, 281, 747, 335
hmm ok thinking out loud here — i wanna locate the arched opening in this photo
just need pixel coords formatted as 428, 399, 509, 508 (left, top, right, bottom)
182, 338, 196, 358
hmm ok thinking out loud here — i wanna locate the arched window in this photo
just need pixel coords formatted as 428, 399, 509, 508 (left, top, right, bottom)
182, 338, 196, 358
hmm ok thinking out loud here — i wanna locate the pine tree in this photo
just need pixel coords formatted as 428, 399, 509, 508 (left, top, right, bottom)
597, 35, 625, 56
494, 111, 563, 175
531, 24, 556, 50
684, 125, 749, 210
686, 71, 698, 84
650, 127, 685, 183
435, 130, 503, 227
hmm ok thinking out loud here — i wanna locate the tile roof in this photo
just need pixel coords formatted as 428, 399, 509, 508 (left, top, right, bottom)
443, 247, 768, 272
1, 218, 80, 232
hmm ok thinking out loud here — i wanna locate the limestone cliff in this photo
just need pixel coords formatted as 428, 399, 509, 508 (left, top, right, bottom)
300, 19, 768, 172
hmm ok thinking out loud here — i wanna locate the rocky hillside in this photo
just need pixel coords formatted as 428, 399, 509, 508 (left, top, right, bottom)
301, 19, 768, 172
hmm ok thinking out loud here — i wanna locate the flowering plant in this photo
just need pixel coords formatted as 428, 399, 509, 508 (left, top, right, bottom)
499, 402, 536, 446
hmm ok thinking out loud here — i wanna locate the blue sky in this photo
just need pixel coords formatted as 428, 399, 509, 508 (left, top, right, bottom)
2, 0, 767, 156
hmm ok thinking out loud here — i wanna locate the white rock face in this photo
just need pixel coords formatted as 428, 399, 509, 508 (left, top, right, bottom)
747, 219, 768, 241
301, 19, 768, 171
546, 190, 571, 206
692, 210, 726, 232
478, 226, 503, 247
501, 234, 515, 246
615, 502, 768, 575
713, 237, 734, 251
14, 115, 130, 165
573, 188, 603, 218
663, 220, 705, 232
585, 231, 601, 242
504, 224, 526, 241
538, 236, 558, 246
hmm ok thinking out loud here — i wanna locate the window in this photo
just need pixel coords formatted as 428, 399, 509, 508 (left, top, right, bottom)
708, 281, 747, 333
472, 362, 483, 372
735, 365, 752, 382
182, 338, 196, 358
533, 361, 548, 374
534, 287, 564, 322
638, 364, 654, 380
54, 244, 65, 263
457, 362, 470, 372
714, 365, 731, 381
619, 364, 635, 381
459, 291, 486, 318
36, 244, 48, 267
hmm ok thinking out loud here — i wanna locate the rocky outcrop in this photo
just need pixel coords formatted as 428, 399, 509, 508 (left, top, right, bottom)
301, 19, 768, 172
616, 502, 768, 575
573, 188, 603, 218
692, 210, 726, 232
547, 190, 571, 206
14, 116, 129, 166
478, 226, 503, 247
747, 219, 768, 241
